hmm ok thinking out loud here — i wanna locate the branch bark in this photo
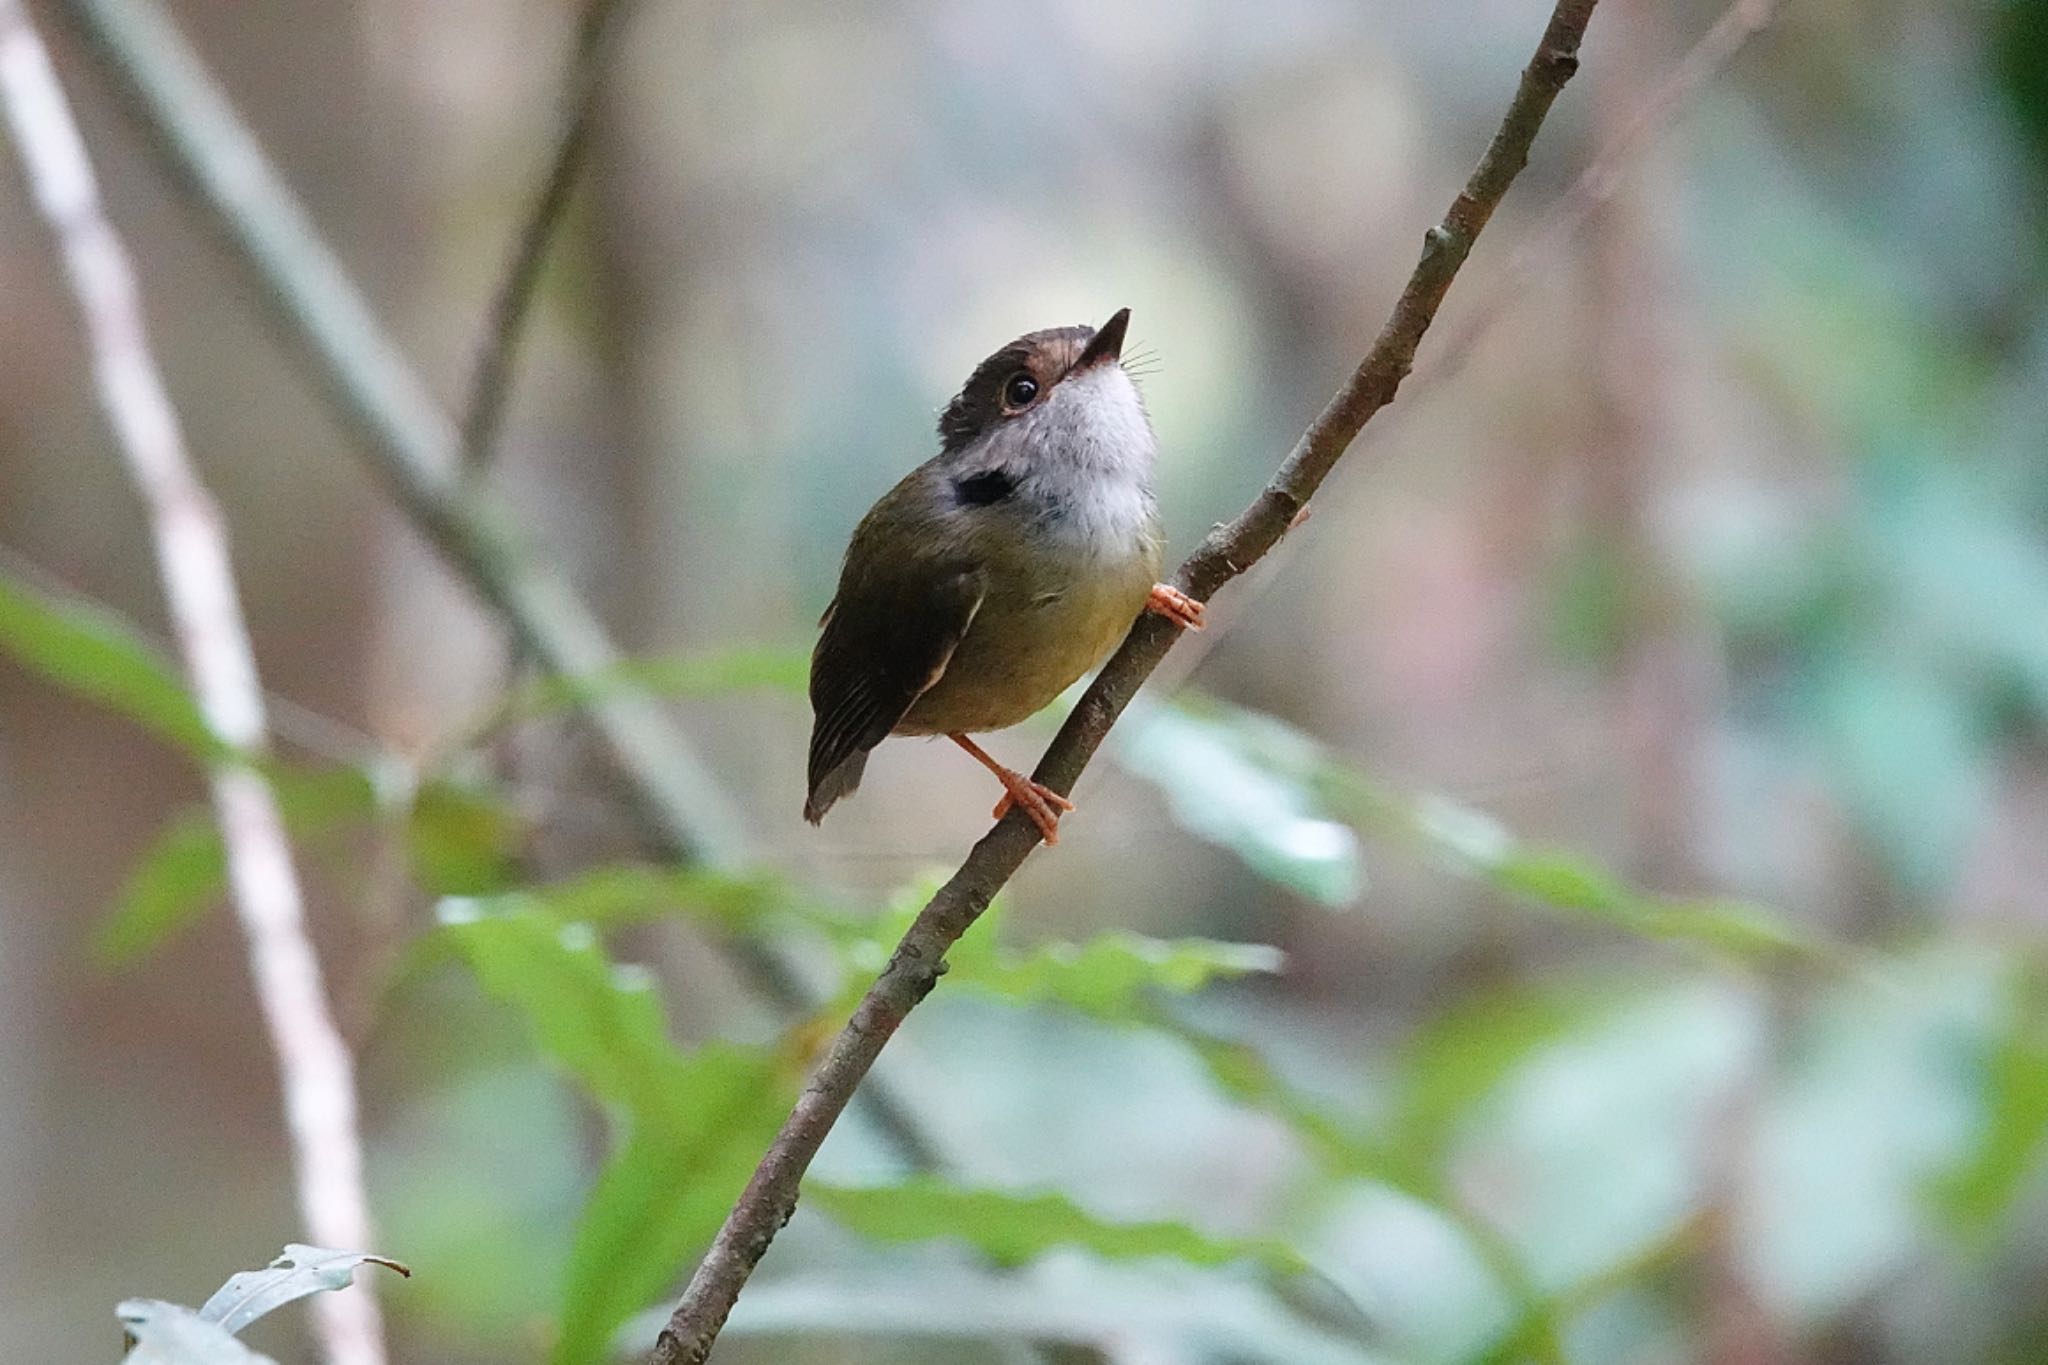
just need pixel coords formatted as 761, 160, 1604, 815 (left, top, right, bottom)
651, 3, 1602, 1360
0, 7, 383, 1364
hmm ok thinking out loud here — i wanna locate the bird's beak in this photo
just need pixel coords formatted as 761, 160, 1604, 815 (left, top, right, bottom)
1073, 308, 1131, 371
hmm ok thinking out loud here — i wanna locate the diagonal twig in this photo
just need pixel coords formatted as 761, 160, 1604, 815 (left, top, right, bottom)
650, 2, 1603, 1360
460, 0, 633, 471
0, 7, 385, 1364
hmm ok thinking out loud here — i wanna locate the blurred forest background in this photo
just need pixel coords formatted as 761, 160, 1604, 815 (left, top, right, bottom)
5, 0, 2048, 1361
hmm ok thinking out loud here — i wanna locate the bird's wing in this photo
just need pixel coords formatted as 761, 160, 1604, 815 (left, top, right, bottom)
805, 559, 984, 822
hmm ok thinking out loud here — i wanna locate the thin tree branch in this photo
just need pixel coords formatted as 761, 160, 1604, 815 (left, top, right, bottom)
459, 0, 631, 471
58, 0, 749, 867
0, 8, 384, 1365
650, 3, 1603, 1360
53, 0, 943, 1170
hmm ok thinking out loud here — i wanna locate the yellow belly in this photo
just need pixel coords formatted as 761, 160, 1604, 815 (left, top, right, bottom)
898, 545, 1157, 735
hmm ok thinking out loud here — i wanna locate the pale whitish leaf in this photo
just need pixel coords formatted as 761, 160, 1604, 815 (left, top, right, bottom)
809, 1178, 1307, 1276
1114, 696, 1363, 906
196, 1245, 408, 1336
118, 1300, 276, 1365
0, 573, 225, 760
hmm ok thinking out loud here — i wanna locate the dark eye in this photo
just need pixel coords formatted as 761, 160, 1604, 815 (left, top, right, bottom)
1002, 372, 1039, 409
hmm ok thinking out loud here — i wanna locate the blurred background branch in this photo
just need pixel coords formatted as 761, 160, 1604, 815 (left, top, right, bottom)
459, 0, 633, 473
53, 0, 945, 1170
55, 0, 749, 869
0, 5, 384, 1362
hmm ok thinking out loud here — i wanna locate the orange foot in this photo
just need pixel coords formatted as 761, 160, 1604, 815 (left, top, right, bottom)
1146, 582, 1206, 630
991, 777, 1077, 845
950, 733, 1076, 845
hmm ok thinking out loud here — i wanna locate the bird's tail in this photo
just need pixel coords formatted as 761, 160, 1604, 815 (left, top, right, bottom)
803, 749, 870, 825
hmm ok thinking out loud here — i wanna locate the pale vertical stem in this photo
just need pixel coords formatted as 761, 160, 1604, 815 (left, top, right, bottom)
0, 8, 383, 1364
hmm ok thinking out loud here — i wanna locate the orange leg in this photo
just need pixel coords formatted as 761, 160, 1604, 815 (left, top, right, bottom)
949, 733, 1074, 845
1146, 582, 1206, 630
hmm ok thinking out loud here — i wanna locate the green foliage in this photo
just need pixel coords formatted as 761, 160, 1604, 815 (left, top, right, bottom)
100, 766, 378, 964
405, 778, 525, 896
844, 877, 1284, 1022
432, 902, 797, 1365
0, 572, 225, 761
1377, 986, 1609, 1179
459, 645, 809, 752
1120, 695, 1819, 962
1931, 957, 2048, 1236
118, 1246, 404, 1365
1114, 696, 1363, 906
942, 913, 1284, 1021
808, 1177, 1307, 1275
470, 862, 798, 934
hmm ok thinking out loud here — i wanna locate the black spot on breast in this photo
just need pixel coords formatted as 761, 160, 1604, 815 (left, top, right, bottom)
953, 467, 1016, 507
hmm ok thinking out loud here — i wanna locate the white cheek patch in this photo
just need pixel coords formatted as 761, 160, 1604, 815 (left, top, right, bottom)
1057, 366, 1156, 468
1021, 364, 1159, 553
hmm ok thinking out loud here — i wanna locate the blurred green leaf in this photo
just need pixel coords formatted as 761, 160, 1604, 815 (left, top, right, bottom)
459, 645, 809, 753
0, 573, 224, 760
196, 1245, 408, 1335
99, 766, 380, 965
1994, 0, 2048, 171
407, 779, 524, 896
945, 920, 1283, 1023
1315, 750, 1819, 963
1175, 1026, 1567, 1362
845, 884, 1282, 1023
433, 903, 797, 1365
1117, 695, 1817, 962
119, 1300, 275, 1365
809, 1177, 1307, 1275
1391, 987, 1613, 1166
1931, 960, 2048, 1236
555, 1053, 794, 1365
1177, 1030, 1414, 1190
476, 862, 797, 934
434, 905, 686, 1118
1114, 697, 1363, 906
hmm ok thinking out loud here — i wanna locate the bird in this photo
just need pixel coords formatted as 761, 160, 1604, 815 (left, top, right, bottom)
804, 307, 1204, 845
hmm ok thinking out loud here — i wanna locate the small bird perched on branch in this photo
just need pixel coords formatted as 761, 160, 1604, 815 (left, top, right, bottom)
805, 308, 1203, 844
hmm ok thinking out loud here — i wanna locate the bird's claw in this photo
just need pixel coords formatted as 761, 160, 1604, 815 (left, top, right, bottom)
1146, 583, 1206, 630
992, 777, 1076, 845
